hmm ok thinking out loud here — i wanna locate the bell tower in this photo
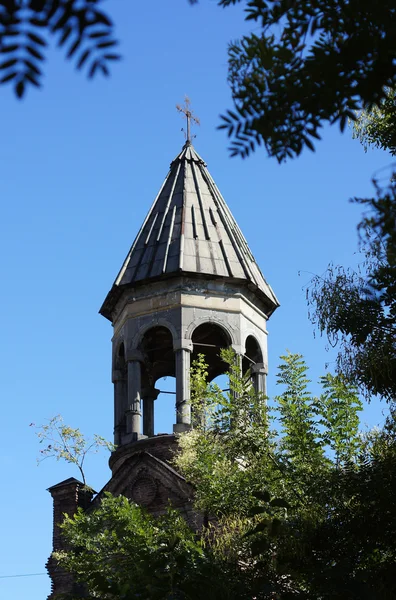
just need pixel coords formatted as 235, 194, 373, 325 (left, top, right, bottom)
100, 135, 279, 446
47, 115, 280, 600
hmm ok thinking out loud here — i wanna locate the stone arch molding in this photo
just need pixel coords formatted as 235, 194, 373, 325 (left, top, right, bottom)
113, 338, 126, 369
185, 316, 237, 346
131, 318, 178, 351
243, 330, 265, 355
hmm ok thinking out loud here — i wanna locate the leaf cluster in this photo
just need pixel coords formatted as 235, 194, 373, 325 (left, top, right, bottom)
55, 493, 253, 600
217, 0, 396, 160
31, 414, 114, 485
55, 352, 396, 599
306, 178, 396, 401
0, 0, 119, 97
176, 350, 363, 518
352, 88, 396, 156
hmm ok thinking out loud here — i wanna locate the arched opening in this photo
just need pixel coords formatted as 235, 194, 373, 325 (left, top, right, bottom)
244, 335, 266, 396
243, 335, 263, 373
138, 326, 175, 438
191, 322, 231, 382
140, 326, 175, 383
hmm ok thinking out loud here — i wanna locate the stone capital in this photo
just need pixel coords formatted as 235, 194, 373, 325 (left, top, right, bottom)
173, 339, 193, 352
126, 349, 145, 363
251, 362, 268, 375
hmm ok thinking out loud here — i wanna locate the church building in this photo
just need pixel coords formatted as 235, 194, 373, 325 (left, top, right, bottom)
46, 109, 279, 598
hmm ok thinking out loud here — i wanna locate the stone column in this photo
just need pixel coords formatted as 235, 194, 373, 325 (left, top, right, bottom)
251, 362, 268, 397
142, 387, 160, 437
174, 341, 193, 433
126, 359, 142, 440
113, 369, 127, 445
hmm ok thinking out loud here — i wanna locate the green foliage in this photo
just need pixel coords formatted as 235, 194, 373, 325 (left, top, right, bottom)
176, 351, 396, 597
352, 88, 396, 156
176, 350, 276, 517
54, 353, 396, 599
316, 373, 362, 466
0, 0, 120, 97
275, 352, 325, 476
31, 414, 114, 485
55, 493, 254, 600
55, 494, 200, 600
217, 0, 396, 160
307, 178, 396, 401
299, 425, 396, 599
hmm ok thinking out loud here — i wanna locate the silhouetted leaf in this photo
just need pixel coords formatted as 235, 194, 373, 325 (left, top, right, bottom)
26, 45, 44, 61
96, 40, 117, 49
0, 58, 18, 70
77, 49, 90, 69
88, 60, 98, 78
27, 31, 46, 46
23, 59, 41, 76
67, 38, 81, 58
1, 71, 17, 83
1, 45, 19, 53
25, 71, 40, 87
16, 79, 25, 98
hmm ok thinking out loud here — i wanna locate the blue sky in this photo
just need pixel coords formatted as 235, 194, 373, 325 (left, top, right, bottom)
0, 1, 392, 598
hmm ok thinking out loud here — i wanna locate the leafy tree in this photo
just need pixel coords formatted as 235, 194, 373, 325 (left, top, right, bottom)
352, 87, 396, 156
275, 352, 325, 478
217, 0, 396, 160
54, 494, 240, 600
316, 373, 362, 466
31, 414, 114, 485
307, 177, 396, 401
297, 421, 396, 599
305, 71, 396, 403
0, 0, 119, 97
178, 350, 275, 517
50, 353, 396, 599
176, 351, 395, 598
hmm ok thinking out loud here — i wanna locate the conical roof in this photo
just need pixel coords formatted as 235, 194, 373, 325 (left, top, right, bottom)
100, 142, 279, 320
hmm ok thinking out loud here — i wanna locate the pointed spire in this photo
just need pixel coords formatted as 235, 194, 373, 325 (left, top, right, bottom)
100, 141, 279, 321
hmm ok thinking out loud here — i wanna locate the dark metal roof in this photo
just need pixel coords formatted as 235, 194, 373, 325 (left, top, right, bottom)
100, 142, 279, 320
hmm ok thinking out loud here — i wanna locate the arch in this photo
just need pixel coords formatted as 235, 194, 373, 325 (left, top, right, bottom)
139, 325, 175, 383
191, 321, 232, 382
243, 335, 263, 373
185, 315, 237, 346
131, 318, 178, 351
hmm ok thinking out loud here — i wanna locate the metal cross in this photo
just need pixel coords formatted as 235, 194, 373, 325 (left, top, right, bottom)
176, 96, 200, 142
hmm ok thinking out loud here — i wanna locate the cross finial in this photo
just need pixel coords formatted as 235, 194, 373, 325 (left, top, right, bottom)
176, 96, 200, 143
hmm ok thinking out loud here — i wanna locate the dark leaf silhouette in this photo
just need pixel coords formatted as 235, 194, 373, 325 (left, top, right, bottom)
0, 0, 119, 97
